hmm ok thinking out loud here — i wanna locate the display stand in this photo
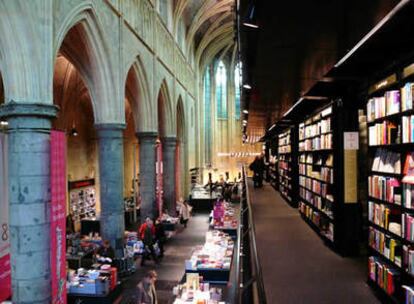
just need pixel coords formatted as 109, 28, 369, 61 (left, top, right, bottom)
277, 126, 298, 207
297, 101, 360, 255
69, 179, 97, 230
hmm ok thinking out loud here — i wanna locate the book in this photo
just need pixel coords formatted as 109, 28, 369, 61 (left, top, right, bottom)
403, 152, 414, 184
401, 82, 414, 112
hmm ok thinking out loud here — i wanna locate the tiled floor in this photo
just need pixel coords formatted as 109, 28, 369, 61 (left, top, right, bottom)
117, 213, 210, 304
249, 181, 379, 304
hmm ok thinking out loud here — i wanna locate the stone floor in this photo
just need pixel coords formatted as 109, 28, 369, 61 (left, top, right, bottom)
116, 212, 210, 304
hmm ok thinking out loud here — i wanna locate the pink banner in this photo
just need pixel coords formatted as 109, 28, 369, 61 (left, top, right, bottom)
0, 133, 11, 302
50, 131, 67, 304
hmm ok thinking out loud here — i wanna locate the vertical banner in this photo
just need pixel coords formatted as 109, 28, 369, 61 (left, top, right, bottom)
0, 133, 11, 302
156, 141, 163, 216
50, 131, 67, 304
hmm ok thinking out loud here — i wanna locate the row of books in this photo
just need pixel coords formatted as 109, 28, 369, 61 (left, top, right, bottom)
403, 183, 414, 209
368, 121, 399, 146
298, 153, 333, 166
299, 134, 332, 151
369, 227, 402, 267
278, 145, 291, 154
403, 245, 414, 276
402, 115, 414, 143
371, 149, 401, 174
368, 175, 401, 204
401, 82, 414, 112
278, 132, 291, 146
299, 186, 334, 203
300, 165, 333, 184
366, 90, 400, 122
368, 256, 399, 296
402, 214, 414, 242
299, 118, 331, 140
299, 202, 334, 241
368, 201, 401, 232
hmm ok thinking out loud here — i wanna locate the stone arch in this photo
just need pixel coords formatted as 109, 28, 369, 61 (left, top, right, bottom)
54, 3, 119, 124
176, 95, 188, 197
124, 57, 154, 132
157, 79, 175, 137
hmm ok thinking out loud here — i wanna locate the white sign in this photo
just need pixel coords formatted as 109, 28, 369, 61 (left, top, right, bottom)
344, 132, 359, 150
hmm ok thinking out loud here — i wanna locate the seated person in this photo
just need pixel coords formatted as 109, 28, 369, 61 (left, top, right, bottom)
96, 240, 115, 262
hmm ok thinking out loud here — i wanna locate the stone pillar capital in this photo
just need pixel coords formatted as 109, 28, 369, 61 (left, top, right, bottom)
0, 102, 59, 129
162, 136, 177, 146
95, 123, 125, 138
136, 131, 158, 141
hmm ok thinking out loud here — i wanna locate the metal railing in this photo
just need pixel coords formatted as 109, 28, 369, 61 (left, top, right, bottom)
232, 166, 267, 304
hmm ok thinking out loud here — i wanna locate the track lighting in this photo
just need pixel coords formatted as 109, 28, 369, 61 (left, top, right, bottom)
243, 4, 259, 29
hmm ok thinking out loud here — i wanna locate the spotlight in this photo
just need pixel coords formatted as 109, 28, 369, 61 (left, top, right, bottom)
243, 109, 249, 114
243, 84, 252, 90
70, 127, 78, 137
0, 121, 8, 126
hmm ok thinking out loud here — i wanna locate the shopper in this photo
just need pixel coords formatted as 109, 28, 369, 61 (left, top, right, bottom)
139, 218, 158, 266
154, 219, 166, 258
96, 240, 115, 260
136, 270, 158, 304
249, 155, 265, 188
179, 200, 191, 228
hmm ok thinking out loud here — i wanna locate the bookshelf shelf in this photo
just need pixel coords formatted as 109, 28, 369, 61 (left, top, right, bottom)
277, 126, 298, 207
369, 222, 402, 241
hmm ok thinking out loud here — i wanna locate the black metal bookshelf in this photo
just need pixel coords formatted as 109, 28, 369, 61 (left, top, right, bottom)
297, 101, 360, 256
277, 126, 298, 207
366, 68, 414, 302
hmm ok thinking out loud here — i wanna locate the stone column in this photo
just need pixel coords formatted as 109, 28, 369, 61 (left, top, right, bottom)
136, 132, 157, 221
0, 102, 58, 304
96, 124, 125, 258
162, 136, 177, 215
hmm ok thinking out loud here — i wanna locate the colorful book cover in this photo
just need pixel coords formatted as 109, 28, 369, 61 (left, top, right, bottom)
403, 152, 414, 184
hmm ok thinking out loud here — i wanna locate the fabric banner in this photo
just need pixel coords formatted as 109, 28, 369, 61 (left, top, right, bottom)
50, 131, 67, 304
0, 133, 10, 302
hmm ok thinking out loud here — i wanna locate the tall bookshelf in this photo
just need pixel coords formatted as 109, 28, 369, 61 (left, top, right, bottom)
365, 67, 414, 302
277, 127, 298, 207
297, 101, 360, 255
268, 135, 278, 190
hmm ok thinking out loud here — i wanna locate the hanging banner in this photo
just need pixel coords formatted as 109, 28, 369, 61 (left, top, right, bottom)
50, 131, 67, 304
0, 133, 10, 302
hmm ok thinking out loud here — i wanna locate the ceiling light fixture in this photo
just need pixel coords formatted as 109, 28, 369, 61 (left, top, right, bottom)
243, 5, 259, 29
243, 84, 252, 90
0, 121, 8, 126
70, 127, 78, 137
243, 109, 249, 114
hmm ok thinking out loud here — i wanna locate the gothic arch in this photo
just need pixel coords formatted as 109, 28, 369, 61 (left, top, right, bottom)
124, 57, 154, 132
157, 79, 175, 137
54, 3, 119, 124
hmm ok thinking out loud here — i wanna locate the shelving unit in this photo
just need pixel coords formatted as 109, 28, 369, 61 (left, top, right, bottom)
366, 69, 414, 302
69, 179, 97, 227
268, 135, 278, 190
297, 101, 360, 255
277, 127, 298, 207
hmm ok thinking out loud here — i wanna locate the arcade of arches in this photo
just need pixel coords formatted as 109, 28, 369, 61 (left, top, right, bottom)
0, 1, 260, 303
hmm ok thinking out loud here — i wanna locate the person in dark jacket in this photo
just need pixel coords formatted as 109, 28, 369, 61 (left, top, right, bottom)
96, 240, 115, 260
136, 270, 158, 304
249, 155, 265, 188
154, 219, 166, 258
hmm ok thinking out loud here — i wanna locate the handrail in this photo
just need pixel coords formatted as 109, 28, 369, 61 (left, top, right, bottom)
244, 166, 267, 304
232, 166, 267, 304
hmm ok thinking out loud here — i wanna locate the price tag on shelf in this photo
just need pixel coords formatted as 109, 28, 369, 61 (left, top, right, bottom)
344, 132, 359, 150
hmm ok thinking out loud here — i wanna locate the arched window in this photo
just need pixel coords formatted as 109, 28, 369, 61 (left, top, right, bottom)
204, 67, 212, 164
215, 61, 227, 119
235, 63, 241, 119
